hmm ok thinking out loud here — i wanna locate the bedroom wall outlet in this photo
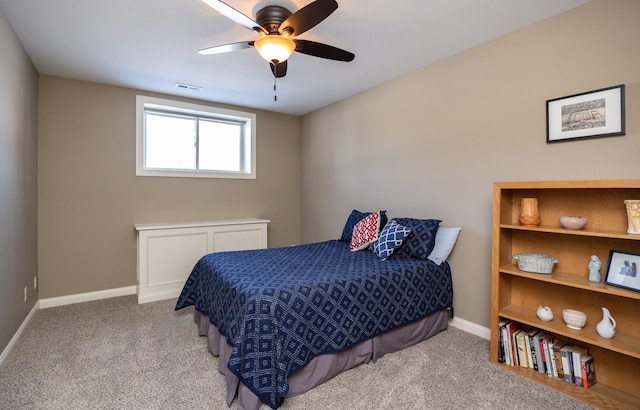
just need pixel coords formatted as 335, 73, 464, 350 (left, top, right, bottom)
24, 286, 28, 302
34, 276, 37, 290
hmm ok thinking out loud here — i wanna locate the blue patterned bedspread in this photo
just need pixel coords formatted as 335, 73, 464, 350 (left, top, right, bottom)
175, 240, 453, 409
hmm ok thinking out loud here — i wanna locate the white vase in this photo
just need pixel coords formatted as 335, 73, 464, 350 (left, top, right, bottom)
596, 307, 616, 339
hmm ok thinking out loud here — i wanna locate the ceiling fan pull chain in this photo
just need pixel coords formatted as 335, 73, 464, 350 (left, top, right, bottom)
273, 73, 278, 102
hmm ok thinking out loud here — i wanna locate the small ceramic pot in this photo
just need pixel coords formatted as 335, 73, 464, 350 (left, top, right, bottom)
536, 306, 554, 321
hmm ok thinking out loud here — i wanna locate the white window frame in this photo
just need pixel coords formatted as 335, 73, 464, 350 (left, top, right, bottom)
136, 95, 256, 179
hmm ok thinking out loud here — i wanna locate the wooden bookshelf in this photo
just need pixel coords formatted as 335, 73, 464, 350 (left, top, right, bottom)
490, 180, 640, 409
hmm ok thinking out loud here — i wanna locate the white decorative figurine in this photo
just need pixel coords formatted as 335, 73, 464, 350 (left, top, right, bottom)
588, 255, 601, 282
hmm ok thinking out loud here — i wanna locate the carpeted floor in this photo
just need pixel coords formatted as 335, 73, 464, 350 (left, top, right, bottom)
0, 296, 594, 409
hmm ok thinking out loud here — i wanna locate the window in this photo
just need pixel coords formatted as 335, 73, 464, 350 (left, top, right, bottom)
136, 95, 256, 179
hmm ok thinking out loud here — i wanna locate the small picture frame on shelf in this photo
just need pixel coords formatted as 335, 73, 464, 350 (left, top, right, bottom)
546, 84, 625, 143
604, 250, 640, 293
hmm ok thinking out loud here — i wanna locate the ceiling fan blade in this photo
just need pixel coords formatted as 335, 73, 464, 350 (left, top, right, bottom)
294, 40, 354, 62
270, 61, 288, 78
278, 0, 338, 37
198, 41, 254, 55
201, 0, 267, 35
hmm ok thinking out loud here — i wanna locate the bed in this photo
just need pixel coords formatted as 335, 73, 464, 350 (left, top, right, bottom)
175, 211, 458, 409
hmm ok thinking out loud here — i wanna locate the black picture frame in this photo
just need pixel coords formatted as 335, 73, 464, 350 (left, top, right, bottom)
604, 250, 640, 293
546, 84, 625, 143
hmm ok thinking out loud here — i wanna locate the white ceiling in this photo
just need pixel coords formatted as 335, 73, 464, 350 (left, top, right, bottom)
0, 0, 590, 116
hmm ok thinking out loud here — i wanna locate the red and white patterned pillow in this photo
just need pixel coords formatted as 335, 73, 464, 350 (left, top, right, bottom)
350, 211, 381, 251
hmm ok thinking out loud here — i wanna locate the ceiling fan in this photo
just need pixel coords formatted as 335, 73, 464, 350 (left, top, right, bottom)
199, 0, 355, 78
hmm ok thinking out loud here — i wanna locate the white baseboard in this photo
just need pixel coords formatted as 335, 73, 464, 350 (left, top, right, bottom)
0, 302, 38, 367
137, 289, 182, 304
39, 285, 137, 309
449, 316, 491, 340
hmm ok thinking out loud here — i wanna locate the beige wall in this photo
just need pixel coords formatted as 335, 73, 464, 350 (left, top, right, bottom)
37, 77, 302, 298
0, 9, 39, 351
300, 0, 640, 328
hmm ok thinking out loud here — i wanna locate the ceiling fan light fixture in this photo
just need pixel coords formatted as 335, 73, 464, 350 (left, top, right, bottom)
254, 35, 295, 64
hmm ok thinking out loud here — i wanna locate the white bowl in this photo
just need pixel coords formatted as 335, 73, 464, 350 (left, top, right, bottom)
560, 216, 588, 230
562, 309, 587, 330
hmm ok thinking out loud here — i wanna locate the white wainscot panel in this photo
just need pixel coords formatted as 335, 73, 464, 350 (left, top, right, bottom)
135, 219, 268, 304
213, 227, 265, 252
147, 232, 208, 286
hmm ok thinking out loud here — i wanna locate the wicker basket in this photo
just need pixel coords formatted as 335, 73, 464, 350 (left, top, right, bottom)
512, 253, 559, 274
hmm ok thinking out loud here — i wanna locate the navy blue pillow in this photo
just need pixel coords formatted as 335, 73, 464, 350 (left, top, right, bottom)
391, 218, 441, 259
340, 210, 388, 242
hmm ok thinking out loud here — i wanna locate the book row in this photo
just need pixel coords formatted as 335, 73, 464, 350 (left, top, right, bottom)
498, 320, 596, 389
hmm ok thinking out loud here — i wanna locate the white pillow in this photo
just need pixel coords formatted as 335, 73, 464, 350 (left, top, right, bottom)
427, 227, 461, 265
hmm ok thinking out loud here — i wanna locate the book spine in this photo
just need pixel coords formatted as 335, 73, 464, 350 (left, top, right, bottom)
548, 340, 559, 378
580, 356, 597, 388
533, 333, 545, 373
572, 349, 587, 387
505, 322, 517, 366
524, 332, 533, 369
498, 322, 506, 363
561, 354, 571, 383
511, 327, 520, 366
551, 341, 567, 379
502, 322, 511, 366
538, 336, 548, 374
567, 348, 575, 383
542, 338, 553, 377
516, 331, 529, 368
528, 331, 539, 371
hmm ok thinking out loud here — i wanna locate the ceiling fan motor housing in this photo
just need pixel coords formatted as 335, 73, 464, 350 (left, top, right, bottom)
256, 5, 292, 34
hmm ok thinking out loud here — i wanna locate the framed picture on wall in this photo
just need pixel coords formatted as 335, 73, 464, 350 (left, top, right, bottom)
546, 84, 625, 143
604, 250, 640, 293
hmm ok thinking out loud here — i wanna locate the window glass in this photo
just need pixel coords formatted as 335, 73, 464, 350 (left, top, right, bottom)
136, 95, 256, 179
145, 112, 195, 170
198, 119, 241, 172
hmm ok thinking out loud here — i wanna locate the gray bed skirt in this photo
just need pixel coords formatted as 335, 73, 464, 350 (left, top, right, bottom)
194, 309, 449, 410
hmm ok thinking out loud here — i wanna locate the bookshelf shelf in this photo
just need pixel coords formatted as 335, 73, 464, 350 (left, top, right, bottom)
498, 363, 640, 410
499, 266, 640, 301
491, 180, 640, 409
498, 223, 640, 240
499, 305, 640, 359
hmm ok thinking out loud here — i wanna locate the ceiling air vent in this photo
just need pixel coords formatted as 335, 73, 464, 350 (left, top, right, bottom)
175, 83, 201, 91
